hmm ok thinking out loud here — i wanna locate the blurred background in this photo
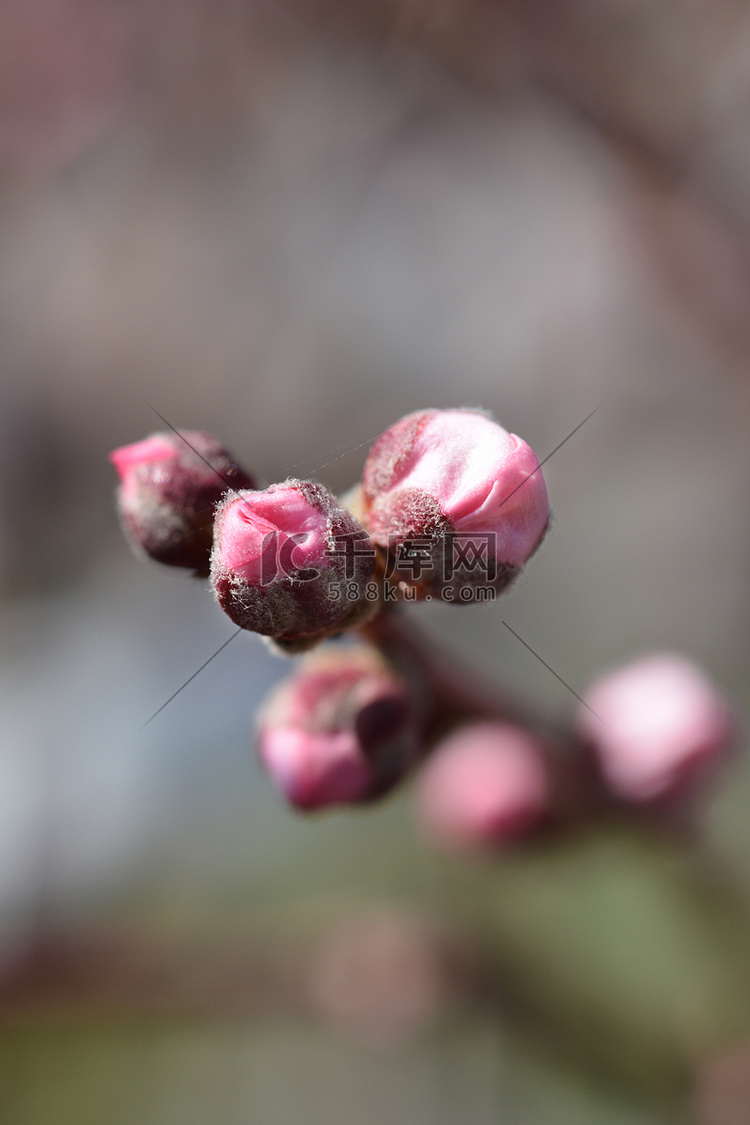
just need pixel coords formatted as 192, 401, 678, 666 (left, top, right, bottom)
2, 0, 750, 1121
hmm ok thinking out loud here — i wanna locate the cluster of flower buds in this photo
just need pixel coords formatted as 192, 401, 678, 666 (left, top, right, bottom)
408, 654, 736, 855
112, 407, 549, 638
112, 409, 738, 845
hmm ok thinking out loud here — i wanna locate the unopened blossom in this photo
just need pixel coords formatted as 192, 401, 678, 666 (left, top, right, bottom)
110, 430, 253, 576
578, 654, 735, 803
210, 480, 376, 651
257, 647, 418, 810
415, 722, 549, 851
360, 409, 549, 599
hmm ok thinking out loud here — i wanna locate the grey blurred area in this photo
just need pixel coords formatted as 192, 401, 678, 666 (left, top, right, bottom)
1, 1, 750, 1122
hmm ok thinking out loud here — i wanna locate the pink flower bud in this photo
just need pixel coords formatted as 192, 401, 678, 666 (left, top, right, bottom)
578, 655, 736, 803
415, 723, 549, 851
361, 409, 549, 600
110, 431, 254, 576
257, 647, 418, 810
210, 481, 376, 650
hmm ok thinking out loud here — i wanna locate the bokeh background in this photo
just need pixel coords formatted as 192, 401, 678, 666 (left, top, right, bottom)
2, 1, 750, 1121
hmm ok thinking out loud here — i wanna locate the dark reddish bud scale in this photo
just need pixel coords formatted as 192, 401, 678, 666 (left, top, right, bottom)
257, 647, 419, 810
110, 431, 254, 576
361, 408, 549, 600
210, 480, 376, 652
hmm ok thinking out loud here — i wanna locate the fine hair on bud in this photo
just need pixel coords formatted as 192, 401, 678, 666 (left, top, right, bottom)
210, 479, 378, 651
110, 430, 254, 576
257, 646, 419, 810
360, 408, 549, 602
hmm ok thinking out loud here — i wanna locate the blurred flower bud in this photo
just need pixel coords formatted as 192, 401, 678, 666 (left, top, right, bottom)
578, 654, 736, 803
257, 646, 418, 810
415, 722, 549, 851
361, 409, 549, 601
110, 430, 253, 576
210, 481, 376, 651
